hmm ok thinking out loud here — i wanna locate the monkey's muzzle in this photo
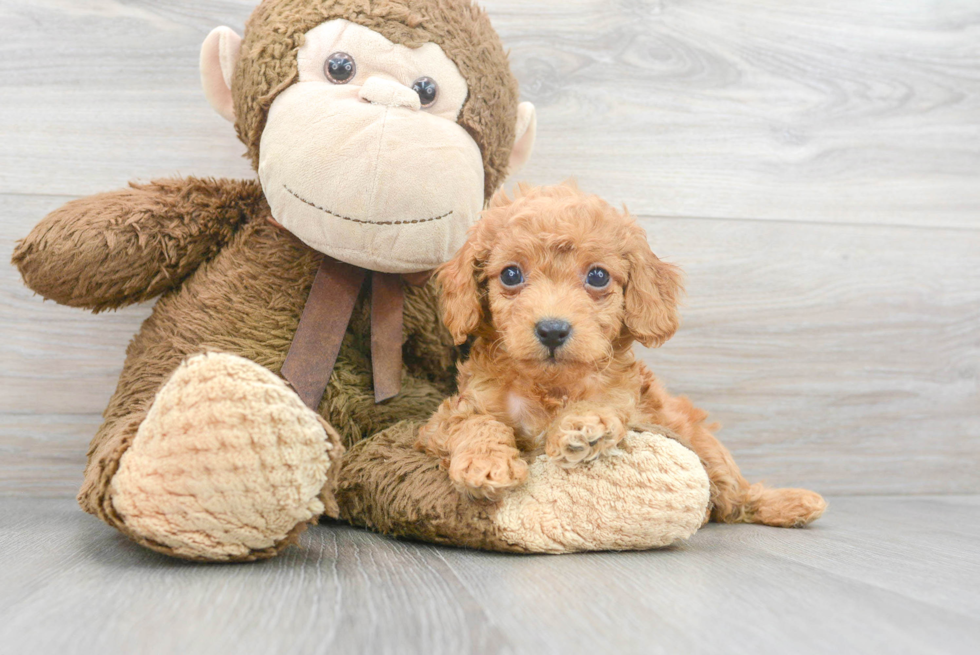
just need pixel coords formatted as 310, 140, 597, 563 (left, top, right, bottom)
258, 82, 485, 274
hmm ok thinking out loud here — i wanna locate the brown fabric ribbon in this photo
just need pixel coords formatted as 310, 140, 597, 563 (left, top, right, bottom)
281, 256, 428, 410
369, 269, 404, 404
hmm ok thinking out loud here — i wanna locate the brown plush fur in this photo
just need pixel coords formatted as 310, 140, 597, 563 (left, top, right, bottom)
12, 178, 264, 311
14, 177, 458, 559
337, 420, 522, 551
235, 0, 519, 197
417, 183, 827, 527
12, 0, 522, 561
340, 420, 710, 553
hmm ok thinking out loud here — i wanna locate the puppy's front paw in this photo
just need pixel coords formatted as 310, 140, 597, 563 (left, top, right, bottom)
547, 412, 626, 467
448, 449, 529, 502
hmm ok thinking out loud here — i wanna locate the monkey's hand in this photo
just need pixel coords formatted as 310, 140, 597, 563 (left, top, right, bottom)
12, 177, 263, 311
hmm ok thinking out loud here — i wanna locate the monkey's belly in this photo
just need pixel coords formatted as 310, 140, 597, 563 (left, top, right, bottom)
115, 217, 448, 445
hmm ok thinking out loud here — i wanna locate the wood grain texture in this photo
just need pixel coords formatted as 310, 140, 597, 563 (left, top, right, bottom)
0, 496, 978, 655
4, 192, 978, 496
1, 0, 977, 226
1, 0, 979, 497
506, 0, 980, 227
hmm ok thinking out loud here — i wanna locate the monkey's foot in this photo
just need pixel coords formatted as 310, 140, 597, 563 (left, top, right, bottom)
110, 352, 342, 561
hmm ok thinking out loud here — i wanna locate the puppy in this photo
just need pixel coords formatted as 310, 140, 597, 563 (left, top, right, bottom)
418, 183, 826, 528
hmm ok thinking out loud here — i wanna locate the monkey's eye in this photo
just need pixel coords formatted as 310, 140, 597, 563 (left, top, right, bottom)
411, 77, 438, 107
325, 52, 356, 84
500, 266, 524, 288
586, 267, 610, 289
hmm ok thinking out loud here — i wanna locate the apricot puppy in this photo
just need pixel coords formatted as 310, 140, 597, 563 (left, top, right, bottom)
418, 183, 826, 528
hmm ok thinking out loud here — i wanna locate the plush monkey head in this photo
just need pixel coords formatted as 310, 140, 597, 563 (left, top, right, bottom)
201, 0, 536, 274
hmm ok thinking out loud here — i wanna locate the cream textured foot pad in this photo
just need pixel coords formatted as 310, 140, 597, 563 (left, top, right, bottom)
338, 423, 710, 553
111, 352, 335, 560
494, 431, 710, 552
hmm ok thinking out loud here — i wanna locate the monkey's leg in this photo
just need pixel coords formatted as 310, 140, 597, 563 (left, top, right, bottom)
79, 352, 343, 561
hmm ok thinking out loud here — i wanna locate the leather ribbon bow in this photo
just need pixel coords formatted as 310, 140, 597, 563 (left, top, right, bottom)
281, 256, 428, 409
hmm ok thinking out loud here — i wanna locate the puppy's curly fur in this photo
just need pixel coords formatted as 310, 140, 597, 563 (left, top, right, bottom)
418, 183, 826, 527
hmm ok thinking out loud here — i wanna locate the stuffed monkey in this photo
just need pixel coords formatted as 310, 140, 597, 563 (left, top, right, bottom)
14, 0, 709, 561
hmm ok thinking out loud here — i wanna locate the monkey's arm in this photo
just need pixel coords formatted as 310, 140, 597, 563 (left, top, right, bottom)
12, 177, 265, 311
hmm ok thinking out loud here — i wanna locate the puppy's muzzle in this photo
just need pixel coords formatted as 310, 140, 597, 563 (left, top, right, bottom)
535, 319, 571, 354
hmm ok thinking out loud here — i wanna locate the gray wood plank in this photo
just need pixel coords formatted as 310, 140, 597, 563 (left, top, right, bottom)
0, 0, 977, 227
0, 195, 152, 418
634, 215, 980, 495
3, 192, 978, 496
509, 0, 980, 228
0, 414, 94, 497
0, 496, 978, 655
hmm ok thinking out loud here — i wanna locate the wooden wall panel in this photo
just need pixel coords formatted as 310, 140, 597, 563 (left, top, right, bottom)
1, 1, 976, 225
3, 194, 977, 496
1, 0, 977, 496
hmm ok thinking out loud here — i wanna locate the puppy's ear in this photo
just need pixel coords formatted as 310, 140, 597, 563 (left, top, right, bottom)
437, 234, 486, 345
623, 228, 684, 348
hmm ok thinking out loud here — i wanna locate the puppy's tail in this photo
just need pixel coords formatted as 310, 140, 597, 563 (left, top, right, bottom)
716, 482, 827, 528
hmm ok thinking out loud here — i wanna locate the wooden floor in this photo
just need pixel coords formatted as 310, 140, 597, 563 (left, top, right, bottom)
1, 2, 978, 653
0, 496, 977, 655
2, 0, 978, 498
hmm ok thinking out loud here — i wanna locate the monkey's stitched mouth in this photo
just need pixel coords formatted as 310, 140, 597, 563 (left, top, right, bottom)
283, 185, 453, 226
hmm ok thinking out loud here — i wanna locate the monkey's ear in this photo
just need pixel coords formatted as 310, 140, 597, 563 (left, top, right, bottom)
508, 102, 537, 176
200, 26, 242, 122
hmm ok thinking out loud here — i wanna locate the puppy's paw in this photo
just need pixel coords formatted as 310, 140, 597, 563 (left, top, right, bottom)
449, 449, 528, 502
546, 412, 626, 467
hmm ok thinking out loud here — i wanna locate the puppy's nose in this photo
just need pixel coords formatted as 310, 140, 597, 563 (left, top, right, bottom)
535, 319, 571, 351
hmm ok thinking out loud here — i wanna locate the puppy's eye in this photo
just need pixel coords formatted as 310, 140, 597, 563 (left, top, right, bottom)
325, 52, 356, 83
411, 76, 438, 107
586, 267, 610, 289
500, 266, 524, 288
